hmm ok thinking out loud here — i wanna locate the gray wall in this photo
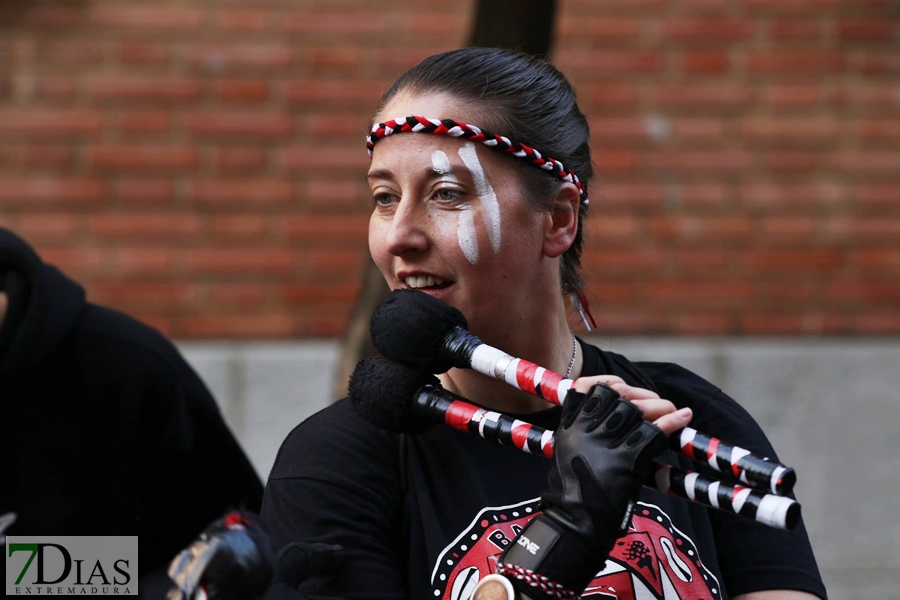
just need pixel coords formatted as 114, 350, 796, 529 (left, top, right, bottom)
178, 337, 900, 599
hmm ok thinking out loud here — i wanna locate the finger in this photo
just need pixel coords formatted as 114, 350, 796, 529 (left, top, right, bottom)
630, 398, 677, 422
607, 382, 661, 400
653, 407, 693, 436
572, 374, 625, 393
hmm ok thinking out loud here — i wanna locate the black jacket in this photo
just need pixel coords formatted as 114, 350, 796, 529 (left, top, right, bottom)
0, 228, 264, 579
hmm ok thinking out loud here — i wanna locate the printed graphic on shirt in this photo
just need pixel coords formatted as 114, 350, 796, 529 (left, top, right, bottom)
431, 499, 720, 600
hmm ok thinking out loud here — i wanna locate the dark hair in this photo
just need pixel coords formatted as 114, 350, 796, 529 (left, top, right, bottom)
374, 47, 593, 295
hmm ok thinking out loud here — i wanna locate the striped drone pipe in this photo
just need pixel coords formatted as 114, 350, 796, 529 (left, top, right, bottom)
370, 289, 795, 496
348, 356, 800, 531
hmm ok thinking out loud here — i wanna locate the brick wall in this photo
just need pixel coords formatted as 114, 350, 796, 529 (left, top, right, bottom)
0, 0, 897, 338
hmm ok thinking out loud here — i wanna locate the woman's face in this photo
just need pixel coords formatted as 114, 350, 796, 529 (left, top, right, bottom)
367, 92, 559, 340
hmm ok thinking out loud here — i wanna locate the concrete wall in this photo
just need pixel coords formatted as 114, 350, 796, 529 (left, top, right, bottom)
177, 337, 900, 599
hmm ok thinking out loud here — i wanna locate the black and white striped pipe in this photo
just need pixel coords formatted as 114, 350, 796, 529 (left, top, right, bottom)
677, 427, 795, 496
652, 464, 800, 531
456, 334, 797, 497
413, 386, 800, 531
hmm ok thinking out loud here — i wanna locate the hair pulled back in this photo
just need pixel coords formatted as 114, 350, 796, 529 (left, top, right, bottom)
375, 47, 593, 296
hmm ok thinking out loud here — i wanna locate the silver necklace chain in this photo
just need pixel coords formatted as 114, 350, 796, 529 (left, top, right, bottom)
565, 332, 578, 379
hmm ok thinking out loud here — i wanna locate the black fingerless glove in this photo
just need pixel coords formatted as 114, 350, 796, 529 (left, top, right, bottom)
499, 384, 669, 600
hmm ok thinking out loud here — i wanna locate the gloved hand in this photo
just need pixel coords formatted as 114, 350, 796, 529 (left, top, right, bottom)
498, 384, 669, 600
166, 511, 343, 600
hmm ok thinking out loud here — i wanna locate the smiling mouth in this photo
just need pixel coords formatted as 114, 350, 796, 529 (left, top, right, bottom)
403, 275, 451, 290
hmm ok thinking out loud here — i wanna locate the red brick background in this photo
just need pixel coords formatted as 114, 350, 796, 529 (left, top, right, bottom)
0, 0, 897, 337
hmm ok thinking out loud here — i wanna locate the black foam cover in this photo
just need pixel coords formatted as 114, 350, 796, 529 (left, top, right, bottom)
348, 355, 440, 433
369, 289, 468, 374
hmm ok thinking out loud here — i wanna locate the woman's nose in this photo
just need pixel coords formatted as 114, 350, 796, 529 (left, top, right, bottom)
384, 199, 429, 257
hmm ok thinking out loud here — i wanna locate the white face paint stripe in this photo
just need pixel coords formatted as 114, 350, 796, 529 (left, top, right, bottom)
457, 208, 479, 264
431, 149, 480, 263
458, 142, 502, 254
431, 150, 452, 174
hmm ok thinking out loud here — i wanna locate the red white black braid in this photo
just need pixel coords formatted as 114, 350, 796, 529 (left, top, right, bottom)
366, 116, 589, 205
496, 562, 580, 600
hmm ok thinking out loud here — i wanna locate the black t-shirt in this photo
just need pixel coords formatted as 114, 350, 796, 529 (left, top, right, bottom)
262, 341, 827, 599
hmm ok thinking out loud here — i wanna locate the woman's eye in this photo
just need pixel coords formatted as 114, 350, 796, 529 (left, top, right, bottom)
372, 193, 395, 206
435, 189, 463, 202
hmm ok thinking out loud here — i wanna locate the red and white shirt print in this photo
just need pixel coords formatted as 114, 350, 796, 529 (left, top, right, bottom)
430, 499, 721, 600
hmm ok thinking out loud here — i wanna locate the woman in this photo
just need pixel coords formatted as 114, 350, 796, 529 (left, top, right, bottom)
262, 48, 826, 600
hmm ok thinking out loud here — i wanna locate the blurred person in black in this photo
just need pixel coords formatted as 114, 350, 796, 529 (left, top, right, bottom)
0, 227, 264, 595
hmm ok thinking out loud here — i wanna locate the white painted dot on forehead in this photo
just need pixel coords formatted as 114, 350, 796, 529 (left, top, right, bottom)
457, 143, 501, 254
431, 150, 452, 174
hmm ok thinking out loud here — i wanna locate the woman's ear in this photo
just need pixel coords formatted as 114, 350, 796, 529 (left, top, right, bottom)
543, 183, 581, 258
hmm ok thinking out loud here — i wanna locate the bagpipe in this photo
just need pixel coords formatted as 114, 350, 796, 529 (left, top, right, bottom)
363, 289, 802, 531
165, 289, 804, 600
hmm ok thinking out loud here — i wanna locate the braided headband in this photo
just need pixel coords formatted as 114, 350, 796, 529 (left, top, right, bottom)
366, 116, 589, 205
